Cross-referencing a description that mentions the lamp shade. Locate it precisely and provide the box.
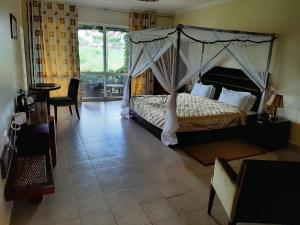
[266,94,284,108]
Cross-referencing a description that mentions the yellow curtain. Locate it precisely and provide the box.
[129,12,156,96]
[41,3,80,97]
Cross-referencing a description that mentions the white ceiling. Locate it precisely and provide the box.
[53,0,230,14]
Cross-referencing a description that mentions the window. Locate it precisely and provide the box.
[78,25,129,99]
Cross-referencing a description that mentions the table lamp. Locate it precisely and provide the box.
[266,94,284,121]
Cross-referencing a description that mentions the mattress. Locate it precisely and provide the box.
[130,93,245,132]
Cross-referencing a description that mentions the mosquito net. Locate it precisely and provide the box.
[122,25,276,145]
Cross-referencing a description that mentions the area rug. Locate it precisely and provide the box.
[180,140,265,166]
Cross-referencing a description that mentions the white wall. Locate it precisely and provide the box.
[78,6,174,27]
[0,0,25,223]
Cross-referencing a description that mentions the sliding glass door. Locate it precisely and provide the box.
[78,25,129,100]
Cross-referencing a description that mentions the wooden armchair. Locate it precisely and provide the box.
[208,158,300,225]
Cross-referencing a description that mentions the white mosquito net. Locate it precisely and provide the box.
[122,25,275,145]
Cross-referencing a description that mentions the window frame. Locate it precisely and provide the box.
[78,24,129,100]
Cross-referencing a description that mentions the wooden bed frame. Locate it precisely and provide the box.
[129,67,264,147]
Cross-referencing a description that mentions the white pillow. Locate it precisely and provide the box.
[191,83,214,98]
[245,95,257,112]
[218,88,251,110]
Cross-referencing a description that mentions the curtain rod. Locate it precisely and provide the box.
[76,4,174,18]
[178,24,275,38]
[129,26,276,45]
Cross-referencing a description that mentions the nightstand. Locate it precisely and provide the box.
[244,114,291,151]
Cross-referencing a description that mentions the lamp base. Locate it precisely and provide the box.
[268,106,278,121]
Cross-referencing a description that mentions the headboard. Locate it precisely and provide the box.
[201,67,263,112]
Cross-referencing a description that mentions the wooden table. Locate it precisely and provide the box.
[29,83,61,115]
[17,102,57,167]
[2,102,56,204]
[29,83,61,102]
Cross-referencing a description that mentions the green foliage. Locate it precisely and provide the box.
[78,27,129,74]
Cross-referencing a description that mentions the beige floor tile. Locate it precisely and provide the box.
[94,167,123,180]
[141,198,177,222]
[165,165,199,179]
[73,181,103,199]
[68,160,92,173]
[45,201,79,225]
[55,219,81,225]
[167,192,203,214]
[144,169,173,183]
[175,174,211,192]
[106,190,151,225]
[130,184,163,203]
[77,195,111,217]
[99,177,129,193]
[180,210,217,225]
[189,187,211,210]
[54,175,74,192]
[45,189,76,205]
[80,210,117,225]
[123,172,153,187]
[154,180,189,198]
[90,157,118,169]
[152,216,186,225]
[70,169,98,186]
[66,151,89,163]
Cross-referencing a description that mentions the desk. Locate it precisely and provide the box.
[17,102,57,167]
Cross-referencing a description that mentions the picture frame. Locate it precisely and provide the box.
[10,13,17,39]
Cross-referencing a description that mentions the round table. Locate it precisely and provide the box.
[29,83,61,101]
[29,83,61,114]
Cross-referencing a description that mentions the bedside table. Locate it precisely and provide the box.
[244,114,291,151]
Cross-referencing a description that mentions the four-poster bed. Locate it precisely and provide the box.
[121,24,276,146]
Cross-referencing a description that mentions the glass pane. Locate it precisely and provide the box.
[106,29,128,98]
[78,29,104,98]
[105,75,127,97]
[78,29,104,72]
[107,29,129,73]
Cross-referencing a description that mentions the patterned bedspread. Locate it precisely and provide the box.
[130,93,245,132]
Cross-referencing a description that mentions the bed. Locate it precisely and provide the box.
[129,67,264,146]
[131,93,245,132]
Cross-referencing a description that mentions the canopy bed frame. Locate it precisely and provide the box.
[130,66,263,147]
[122,24,276,146]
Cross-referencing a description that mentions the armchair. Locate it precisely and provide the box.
[208,158,300,225]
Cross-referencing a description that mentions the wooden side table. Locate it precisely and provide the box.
[244,114,291,151]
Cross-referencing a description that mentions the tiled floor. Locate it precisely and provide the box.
[10,101,300,225]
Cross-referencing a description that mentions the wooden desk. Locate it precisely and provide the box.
[1,102,56,204]
[17,102,57,167]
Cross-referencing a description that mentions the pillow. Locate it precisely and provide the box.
[245,95,257,112]
[191,83,214,98]
[218,88,251,110]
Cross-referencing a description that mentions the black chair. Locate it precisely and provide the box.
[48,78,80,123]
[208,158,300,225]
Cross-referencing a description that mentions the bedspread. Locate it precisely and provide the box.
[130,93,245,132]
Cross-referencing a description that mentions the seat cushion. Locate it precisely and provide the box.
[49,96,73,106]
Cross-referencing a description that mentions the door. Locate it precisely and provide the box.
[78,25,129,100]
